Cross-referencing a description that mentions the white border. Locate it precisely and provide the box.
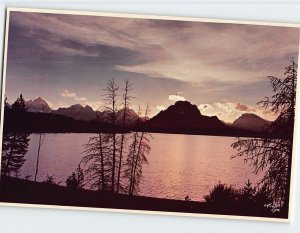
[1,7,300,223]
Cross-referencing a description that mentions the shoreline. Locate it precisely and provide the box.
[0,176,287,219]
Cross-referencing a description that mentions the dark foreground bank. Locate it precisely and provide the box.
[0,177,286,219]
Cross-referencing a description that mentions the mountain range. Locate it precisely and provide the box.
[24,97,272,133]
[25,97,140,125]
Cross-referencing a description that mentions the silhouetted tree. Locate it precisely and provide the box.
[204,182,238,208]
[11,94,27,113]
[34,133,46,182]
[125,105,151,195]
[232,59,297,208]
[1,95,30,177]
[103,79,119,192]
[4,97,10,111]
[81,81,151,195]
[116,80,134,193]
[239,179,256,203]
[81,131,111,191]
[33,105,47,182]
[204,181,273,215]
[66,165,84,189]
[1,132,30,176]
[43,175,59,185]
[81,79,121,193]
[124,109,140,195]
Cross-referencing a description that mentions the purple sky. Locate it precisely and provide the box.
[4,11,300,122]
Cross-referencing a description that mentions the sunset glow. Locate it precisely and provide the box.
[5,12,299,122]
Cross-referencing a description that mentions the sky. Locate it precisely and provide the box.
[4,11,300,123]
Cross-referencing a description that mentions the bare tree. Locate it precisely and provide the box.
[124,107,141,195]
[81,132,112,190]
[102,79,119,192]
[116,80,134,193]
[125,105,152,195]
[34,133,46,182]
[81,79,120,193]
[81,80,151,195]
[231,59,297,208]
[33,105,48,182]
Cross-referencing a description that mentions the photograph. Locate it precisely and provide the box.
[0,8,299,221]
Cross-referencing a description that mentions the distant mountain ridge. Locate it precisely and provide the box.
[24,98,272,134]
[24,97,141,123]
[232,113,271,132]
[52,104,95,121]
[10,97,281,137]
[96,108,140,126]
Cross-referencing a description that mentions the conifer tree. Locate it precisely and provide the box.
[232,59,297,208]
[1,95,30,177]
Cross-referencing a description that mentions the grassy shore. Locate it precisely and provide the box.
[0,177,286,219]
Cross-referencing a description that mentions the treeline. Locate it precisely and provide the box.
[1,95,30,177]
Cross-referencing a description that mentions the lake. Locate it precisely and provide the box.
[20,133,261,201]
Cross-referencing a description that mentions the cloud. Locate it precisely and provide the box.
[60,89,103,110]
[235,103,248,111]
[156,105,166,111]
[61,89,87,102]
[8,12,299,118]
[198,102,278,123]
[114,22,299,84]
[38,38,99,57]
[168,94,186,101]
[198,104,213,110]
[262,108,278,116]
[61,89,76,98]
[60,89,102,109]
[10,12,147,58]
[11,12,299,86]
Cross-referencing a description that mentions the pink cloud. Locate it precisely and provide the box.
[235,103,248,111]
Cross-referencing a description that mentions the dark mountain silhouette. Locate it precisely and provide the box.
[25,97,52,113]
[6,99,282,137]
[92,108,141,126]
[24,96,142,124]
[144,101,226,130]
[52,104,96,121]
[3,108,123,134]
[52,104,140,124]
[115,108,140,126]
[232,113,271,132]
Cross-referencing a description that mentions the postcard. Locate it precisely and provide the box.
[0,8,299,222]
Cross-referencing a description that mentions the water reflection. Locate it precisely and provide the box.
[19,133,262,200]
